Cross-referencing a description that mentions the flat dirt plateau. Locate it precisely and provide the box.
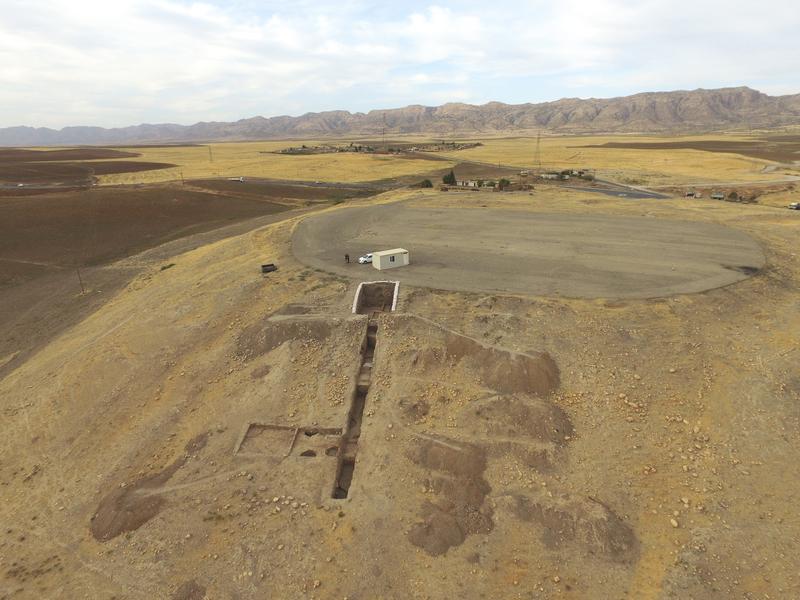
[293,202,766,298]
[1,189,800,599]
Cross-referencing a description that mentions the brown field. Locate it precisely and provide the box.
[580,137,800,163]
[0,148,140,161]
[0,160,176,185]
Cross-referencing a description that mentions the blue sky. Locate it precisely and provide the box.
[1,0,798,128]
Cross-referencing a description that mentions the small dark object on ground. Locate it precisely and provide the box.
[160,263,176,271]
[261,263,278,273]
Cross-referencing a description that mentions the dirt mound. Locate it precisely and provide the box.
[468,395,573,445]
[173,580,206,600]
[90,433,208,542]
[509,493,639,563]
[407,435,493,555]
[235,319,333,361]
[443,332,560,396]
[408,435,487,479]
[407,504,465,556]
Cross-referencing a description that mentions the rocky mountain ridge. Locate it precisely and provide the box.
[3,86,800,145]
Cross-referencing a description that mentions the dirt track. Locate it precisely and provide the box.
[292,198,765,298]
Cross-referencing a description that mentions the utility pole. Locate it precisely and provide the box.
[208,145,213,162]
[534,131,542,172]
[382,113,386,150]
[76,267,86,295]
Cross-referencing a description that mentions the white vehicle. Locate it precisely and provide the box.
[358,253,373,264]
[788,202,800,210]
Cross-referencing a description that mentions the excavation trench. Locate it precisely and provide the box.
[332,319,378,499]
[352,281,398,315]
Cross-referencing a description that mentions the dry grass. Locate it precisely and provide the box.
[437,134,800,186]
[96,141,454,185]
[753,188,800,208]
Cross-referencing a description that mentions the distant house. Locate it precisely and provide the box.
[540,173,560,180]
[456,180,479,187]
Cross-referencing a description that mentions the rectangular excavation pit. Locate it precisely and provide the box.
[352,281,399,315]
[292,427,343,459]
[235,423,341,457]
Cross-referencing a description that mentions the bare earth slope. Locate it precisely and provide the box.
[1,191,799,598]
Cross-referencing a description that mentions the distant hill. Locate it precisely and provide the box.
[3,87,800,146]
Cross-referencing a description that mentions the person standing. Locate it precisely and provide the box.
[345,253,350,264]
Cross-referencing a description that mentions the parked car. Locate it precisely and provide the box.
[788,202,800,210]
[358,253,373,264]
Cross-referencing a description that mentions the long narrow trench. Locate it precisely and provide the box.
[332,318,378,499]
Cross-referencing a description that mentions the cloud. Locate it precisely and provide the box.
[0,0,798,127]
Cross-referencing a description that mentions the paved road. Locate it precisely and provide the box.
[292,201,765,299]
[562,184,668,199]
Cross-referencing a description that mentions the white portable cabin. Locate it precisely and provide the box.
[372,248,410,270]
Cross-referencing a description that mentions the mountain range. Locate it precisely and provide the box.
[3,87,800,146]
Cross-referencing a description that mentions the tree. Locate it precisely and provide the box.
[418,179,433,188]
[498,178,511,190]
[442,170,457,185]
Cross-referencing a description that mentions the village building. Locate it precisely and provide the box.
[372,248,410,270]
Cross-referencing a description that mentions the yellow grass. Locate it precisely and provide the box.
[97,141,454,185]
[754,188,800,208]
[437,134,799,186]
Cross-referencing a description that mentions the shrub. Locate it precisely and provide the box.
[442,170,457,185]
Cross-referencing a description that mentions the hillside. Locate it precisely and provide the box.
[3,87,800,146]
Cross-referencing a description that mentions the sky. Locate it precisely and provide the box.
[1,0,799,128]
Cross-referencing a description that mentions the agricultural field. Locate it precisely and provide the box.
[97,141,455,185]
[436,134,800,186]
